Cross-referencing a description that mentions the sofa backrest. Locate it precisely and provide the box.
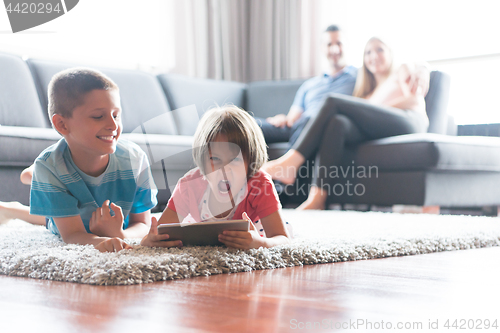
[157,74,247,135]
[246,79,305,119]
[10,53,451,138]
[247,71,451,135]
[0,52,49,128]
[27,58,178,135]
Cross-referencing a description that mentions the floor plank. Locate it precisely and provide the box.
[1,246,500,333]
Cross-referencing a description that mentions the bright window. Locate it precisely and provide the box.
[320,0,500,125]
[0,0,175,72]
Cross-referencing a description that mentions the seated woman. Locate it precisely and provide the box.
[262,37,430,210]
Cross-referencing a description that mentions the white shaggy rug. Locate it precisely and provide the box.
[1,210,500,285]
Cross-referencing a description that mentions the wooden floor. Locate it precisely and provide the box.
[1,247,500,333]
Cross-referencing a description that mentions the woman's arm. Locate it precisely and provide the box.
[406,62,431,96]
[382,64,429,110]
[398,63,430,97]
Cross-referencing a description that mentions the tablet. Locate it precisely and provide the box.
[157,219,249,246]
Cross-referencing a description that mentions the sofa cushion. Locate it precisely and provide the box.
[356,133,500,172]
[26,59,177,135]
[157,74,247,135]
[0,52,49,128]
[0,126,60,166]
[246,79,305,119]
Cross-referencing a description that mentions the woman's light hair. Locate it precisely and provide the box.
[192,105,268,178]
[353,37,395,98]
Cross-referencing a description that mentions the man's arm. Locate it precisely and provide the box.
[285,106,304,127]
[266,105,304,128]
[266,79,308,128]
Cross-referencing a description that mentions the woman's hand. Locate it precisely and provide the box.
[399,63,430,97]
[140,216,183,248]
[218,212,263,249]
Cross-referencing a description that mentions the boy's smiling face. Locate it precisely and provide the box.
[54,89,122,174]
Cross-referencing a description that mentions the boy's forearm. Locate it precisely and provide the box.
[121,221,149,239]
[63,231,110,247]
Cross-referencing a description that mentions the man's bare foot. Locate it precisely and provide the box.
[296,187,328,210]
[261,150,305,185]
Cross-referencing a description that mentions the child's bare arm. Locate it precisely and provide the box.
[157,207,182,225]
[259,210,290,245]
[88,200,125,238]
[53,216,132,252]
[20,164,35,185]
[122,210,151,239]
[88,201,151,239]
[219,211,290,249]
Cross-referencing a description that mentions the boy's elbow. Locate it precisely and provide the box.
[59,232,76,244]
[59,230,86,245]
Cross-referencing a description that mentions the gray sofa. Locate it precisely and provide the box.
[2,51,500,211]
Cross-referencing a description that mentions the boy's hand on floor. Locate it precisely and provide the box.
[89,200,125,238]
[140,216,183,248]
[218,212,263,249]
[95,237,133,253]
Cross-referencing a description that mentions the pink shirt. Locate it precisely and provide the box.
[167,168,282,223]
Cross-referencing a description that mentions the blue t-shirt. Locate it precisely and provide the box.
[292,66,358,117]
[30,138,158,236]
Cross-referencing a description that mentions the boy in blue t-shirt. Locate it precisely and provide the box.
[3,68,179,252]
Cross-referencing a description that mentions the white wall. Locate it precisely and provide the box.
[0,0,175,72]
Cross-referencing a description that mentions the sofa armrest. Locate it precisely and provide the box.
[447,115,457,136]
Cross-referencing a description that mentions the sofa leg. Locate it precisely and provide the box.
[392,205,440,214]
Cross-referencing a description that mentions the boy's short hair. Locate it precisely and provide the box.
[193,105,268,178]
[47,68,118,121]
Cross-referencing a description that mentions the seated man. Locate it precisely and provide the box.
[255,25,357,147]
